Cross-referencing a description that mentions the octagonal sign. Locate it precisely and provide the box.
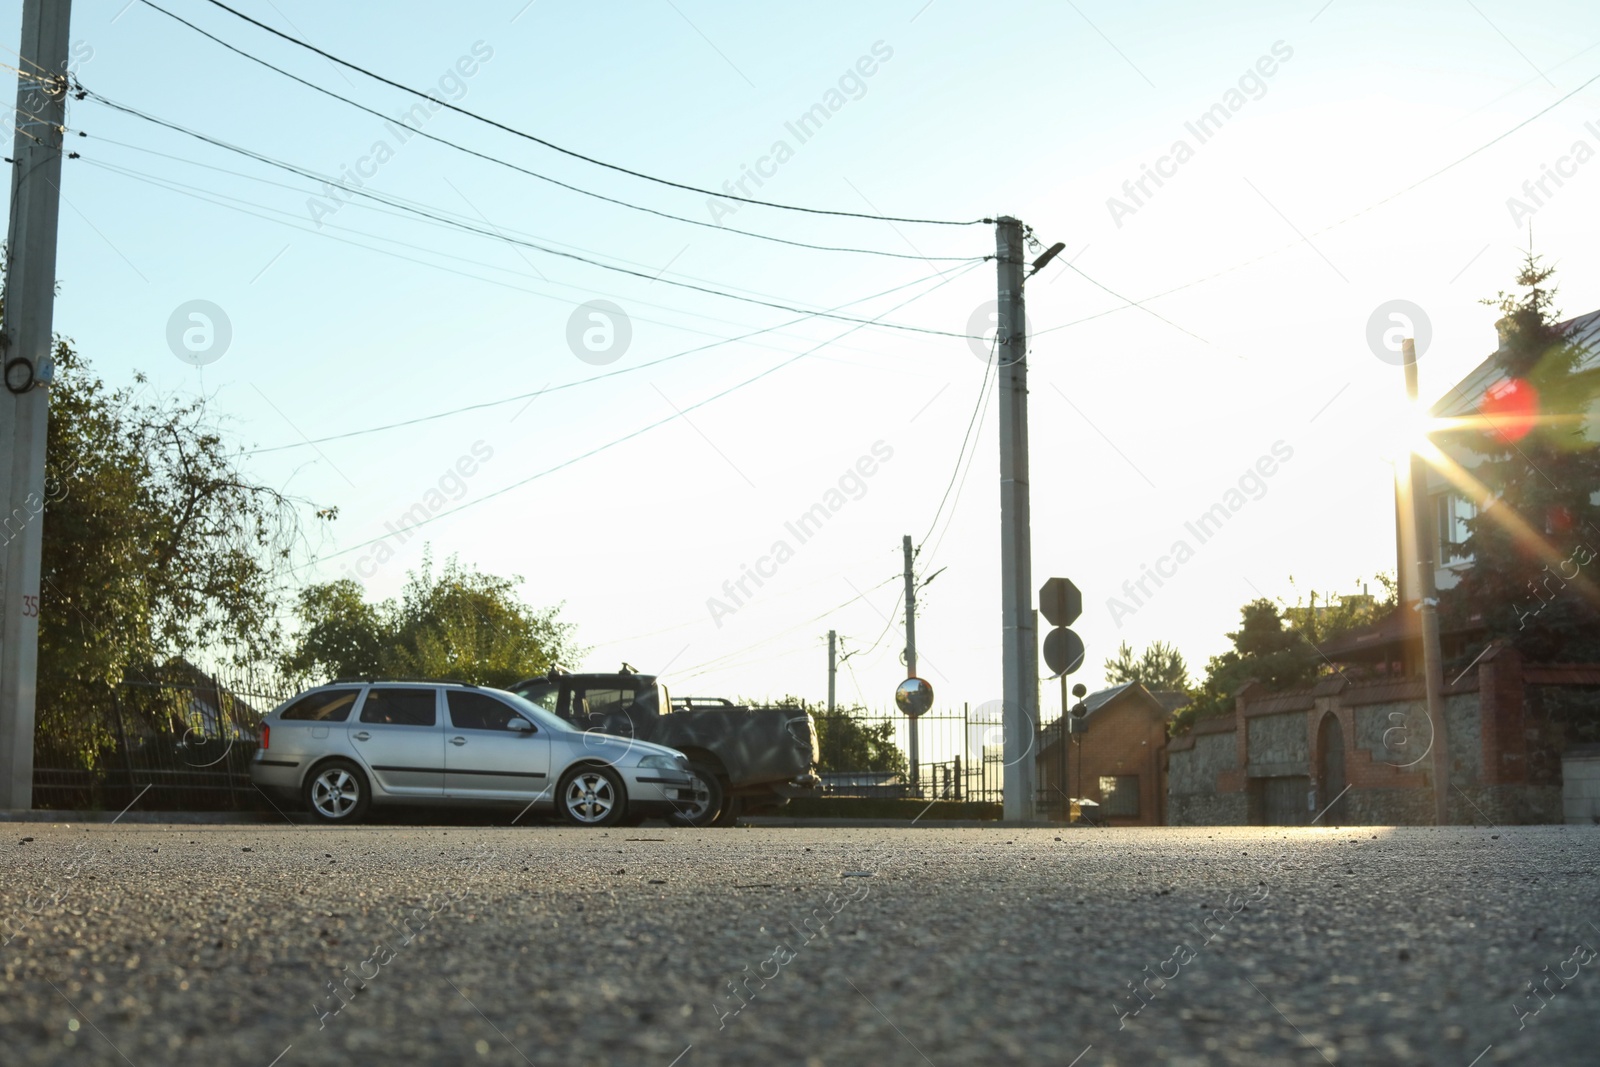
[1040,577,1082,628]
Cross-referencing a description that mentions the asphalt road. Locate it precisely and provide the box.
[2,821,1597,1066]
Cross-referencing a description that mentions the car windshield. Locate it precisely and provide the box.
[490,689,577,734]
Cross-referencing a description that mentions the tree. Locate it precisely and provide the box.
[759,696,908,776]
[36,332,324,766]
[284,553,581,689]
[1447,252,1600,662]
[1172,599,1317,736]
[1103,640,1190,691]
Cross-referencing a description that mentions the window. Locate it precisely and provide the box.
[1098,775,1140,818]
[281,689,360,722]
[573,687,628,719]
[514,681,560,714]
[448,691,531,732]
[359,688,437,727]
[1436,492,1474,563]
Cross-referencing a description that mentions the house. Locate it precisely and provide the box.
[1169,309,1600,825]
[1037,683,1181,826]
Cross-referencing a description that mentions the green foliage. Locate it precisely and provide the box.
[1172,599,1317,737]
[37,337,320,766]
[1282,573,1398,646]
[1103,639,1190,691]
[761,696,908,776]
[284,553,580,689]
[1170,577,1398,738]
[1448,252,1600,662]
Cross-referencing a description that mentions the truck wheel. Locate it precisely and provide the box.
[667,764,725,828]
[712,794,743,827]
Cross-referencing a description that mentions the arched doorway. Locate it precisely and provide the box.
[1317,712,1347,823]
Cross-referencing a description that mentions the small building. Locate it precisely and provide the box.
[1037,682,1179,826]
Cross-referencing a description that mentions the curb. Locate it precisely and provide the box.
[0,810,293,824]
[740,817,1072,829]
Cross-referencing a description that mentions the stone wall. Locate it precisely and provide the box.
[1350,693,1482,780]
[1168,791,1248,825]
[1245,712,1307,774]
[1169,732,1236,795]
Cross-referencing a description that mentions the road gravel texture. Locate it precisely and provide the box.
[1,822,1597,1066]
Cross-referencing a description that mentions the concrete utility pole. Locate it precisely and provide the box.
[827,630,836,715]
[995,217,1038,822]
[902,534,919,792]
[1403,338,1451,825]
[0,0,72,811]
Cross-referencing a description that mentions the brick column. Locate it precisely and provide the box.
[1478,643,1525,786]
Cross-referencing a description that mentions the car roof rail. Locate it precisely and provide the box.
[331,677,478,687]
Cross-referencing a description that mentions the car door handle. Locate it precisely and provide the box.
[450,737,467,746]
[352,731,370,741]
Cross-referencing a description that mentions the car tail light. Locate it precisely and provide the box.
[261,724,270,751]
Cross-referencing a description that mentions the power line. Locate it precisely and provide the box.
[296,262,974,568]
[126,0,987,264]
[76,90,988,342]
[243,264,977,454]
[171,0,987,227]
[919,331,995,550]
[77,147,928,359]
[670,576,898,680]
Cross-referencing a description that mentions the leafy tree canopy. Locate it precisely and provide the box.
[759,696,908,777]
[1170,576,1393,737]
[37,333,322,765]
[284,553,581,690]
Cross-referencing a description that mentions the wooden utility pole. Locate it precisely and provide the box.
[996,217,1038,821]
[1403,338,1451,824]
[0,0,72,810]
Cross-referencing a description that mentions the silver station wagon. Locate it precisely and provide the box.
[250,681,697,826]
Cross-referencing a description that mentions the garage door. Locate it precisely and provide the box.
[1261,775,1310,826]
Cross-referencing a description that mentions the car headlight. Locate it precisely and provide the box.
[636,754,681,770]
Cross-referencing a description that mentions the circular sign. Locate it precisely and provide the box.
[1042,627,1086,677]
[895,677,934,717]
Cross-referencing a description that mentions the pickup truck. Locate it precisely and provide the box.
[507,669,821,826]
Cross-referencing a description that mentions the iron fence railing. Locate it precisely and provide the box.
[31,665,293,813]
[814,703,1067,810]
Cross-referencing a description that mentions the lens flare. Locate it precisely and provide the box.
[1478,377,1539,441]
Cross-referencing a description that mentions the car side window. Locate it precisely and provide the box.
[281,689,360,722]
[359,688,438,726]
[447,691,532,732]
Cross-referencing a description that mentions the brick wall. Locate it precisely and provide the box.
[1168,644,1595,826]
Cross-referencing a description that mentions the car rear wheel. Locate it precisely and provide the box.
[557,765,626,827]
[304,760,371,824]
[666,763,725,828]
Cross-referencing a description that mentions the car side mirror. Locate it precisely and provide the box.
[507,718,534,733]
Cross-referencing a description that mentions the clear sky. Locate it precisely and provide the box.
[5,0,1599,717]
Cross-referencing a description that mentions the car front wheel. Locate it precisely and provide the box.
[304,759,371,824]
[557,765,626,827]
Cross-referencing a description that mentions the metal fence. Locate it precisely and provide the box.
[819,702,1068,809]
[31,664,292,813]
